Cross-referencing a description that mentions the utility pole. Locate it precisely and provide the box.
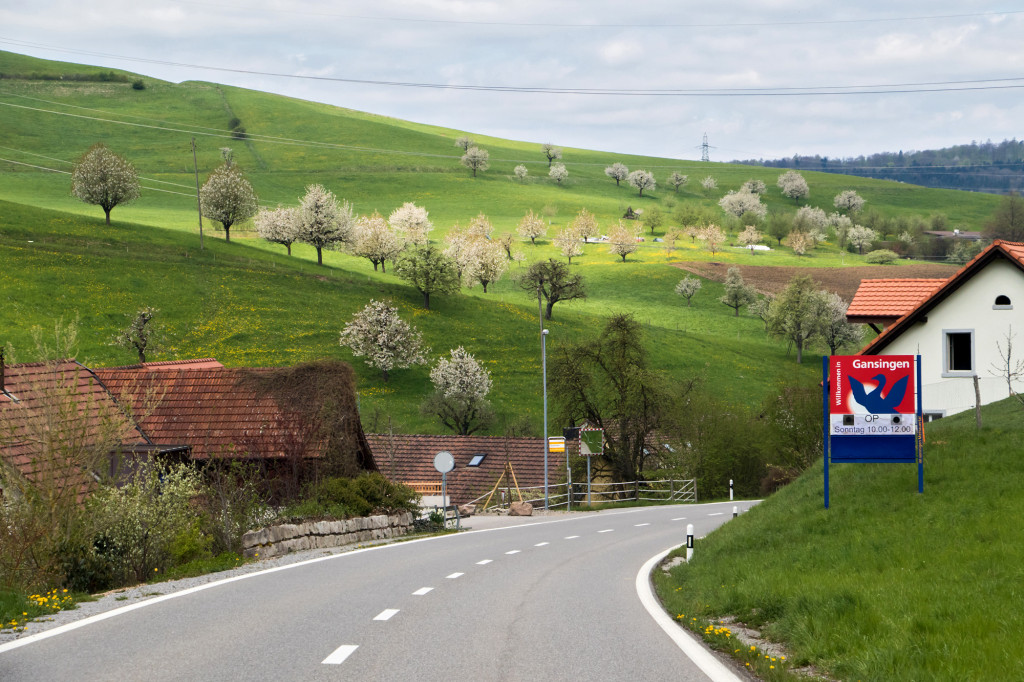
[191,137,204,249]
[701,132,710,163]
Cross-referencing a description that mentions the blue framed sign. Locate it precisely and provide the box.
[822,355,923,508]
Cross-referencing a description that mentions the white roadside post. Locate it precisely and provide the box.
[733,505,738,519]
[685,524,694,562]
[729,479,733,501]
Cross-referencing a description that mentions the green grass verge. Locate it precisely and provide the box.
[0,587,79,634]
[655,396,1024,681]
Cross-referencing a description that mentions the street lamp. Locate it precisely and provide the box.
[542,328,549,510]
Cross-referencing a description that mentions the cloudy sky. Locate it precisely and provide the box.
[2,1,1023,161]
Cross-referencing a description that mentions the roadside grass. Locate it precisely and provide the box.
[150,552,248,583]
[0,588,79,634]
[655,396,1024,681]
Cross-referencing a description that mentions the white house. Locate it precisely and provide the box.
[847,240,1024,419]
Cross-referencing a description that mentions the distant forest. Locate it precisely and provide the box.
[733,139,1024,195]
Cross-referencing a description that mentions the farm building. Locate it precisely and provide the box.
[849,240,1024,418]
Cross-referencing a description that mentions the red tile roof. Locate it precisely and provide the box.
[103,358,225,371]
[861,240,1024,354]
[95,364,375,469]
[846,278,947,322]
[0,361,151,501]
[366,434,549,505]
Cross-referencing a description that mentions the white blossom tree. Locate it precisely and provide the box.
[742,179,767,195]
[777,170,809,202]
[699,224,727,255]
[788,231,815,256]
[468,212,493,239]
[738,225,763,253]
[834,190,866,213]
[608,221,640,262]
[517,209,547,244]
[627,169,657,197]
[828,212,854,247]
[570,208,599,243]
[461,146,490,177]
[339,299,428,382]
[513,164,529,182]
[464,238,508,292]
[254,205,299,255]
[674,276,701,306]
[200,162,259,242]
[554,226,584,264]
[421,347,494,435]
[71,144,140,225]
[388,202,433,245]
[549,162,569,184]
[700,175,718,195]
[605,162,629,186]
[351,211,405,272]
[793,206,828,239]
[668,172,688,192]
[719,191,767,221]
[455,136,475,152]
[542,143,562,167]
[847,225,877,254]
[294,184,354,266]
[720,267,756,316]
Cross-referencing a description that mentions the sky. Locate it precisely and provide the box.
[2,1,1023,162]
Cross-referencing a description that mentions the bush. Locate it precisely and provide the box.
[865,248,899,264]
[285,472,420,520]
[199,460,272,554]
[131,79,145,90]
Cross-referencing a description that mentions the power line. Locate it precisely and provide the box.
[0,156,197,197]
[3,38,1024,97]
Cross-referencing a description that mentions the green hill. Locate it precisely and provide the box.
[656,397,1024,680]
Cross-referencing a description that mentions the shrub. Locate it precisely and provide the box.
[865,248,899,264]
[287,472,420,520]
[131,79,145,90]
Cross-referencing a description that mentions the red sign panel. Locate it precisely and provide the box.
[829,355,917,436]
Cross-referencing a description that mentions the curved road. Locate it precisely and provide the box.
[1,501,755,681]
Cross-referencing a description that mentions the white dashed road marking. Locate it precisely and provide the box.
[373,609,399,621]
[535,542,549,546]
[412,587,433,596]
[672,517,687,521]
[477,559,493,565]
[565,535,579,540]
[598,529,614,533]
[322,645,358,665]
[446,572,464,579]
[505,550,521,555]
[635,523,650,527]
[708,513,724,517]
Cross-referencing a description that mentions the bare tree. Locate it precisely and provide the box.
[990,327,1024,407]
[112,307,163,363]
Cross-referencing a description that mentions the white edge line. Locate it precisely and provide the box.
[635,545,742,682]
[322,644,358,665]
[0,503,743,655]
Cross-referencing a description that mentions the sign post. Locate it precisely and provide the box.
[434,451,455,520]
[579,428,603,506]
[823,355,923,508]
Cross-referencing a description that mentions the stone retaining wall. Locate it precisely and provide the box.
[241,512,414,559]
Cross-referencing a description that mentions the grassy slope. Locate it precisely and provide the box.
[656,398,1024,681]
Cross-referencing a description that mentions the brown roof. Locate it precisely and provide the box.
[846,278,948,323]
[366,434,549,505]
[861,240,1024,354]
[95,364,375,470]
[103,358,225,371]
[0,360,151,501]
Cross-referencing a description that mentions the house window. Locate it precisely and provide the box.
[943,330,974,375]
[467,454,486,467]
[994,295,1013,310]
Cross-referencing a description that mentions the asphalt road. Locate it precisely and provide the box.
[0,501,755,682]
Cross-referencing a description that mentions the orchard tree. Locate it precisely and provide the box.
[549,163,569,184]
[388,202,433,245]
[847,225,878,254]
[627,169,656,197]
[254,205,299,255]
[765,211,792,246]
[542,143,562,167]
[834,190,865,214]
[513,164,529,182]
[454,136,475,152]
[605,162,628,186]
[200,162,259,242]
[112,307,163,363]
[698,224,727,255]
[738,225,763,253]
[554,227,584,264]
[767,275,823,363]
[518,258,586,320]
[294,184,354,265]
[742,179,767,195]
[777,170,809,202]
[421,347,494,435]
[443,225,474,280]
[351,211,404,272]
[465,238,508,292]
[517,209,547,244]
[700,175,718,195]
[395,245,460,309]
[668,172,688,193]
[674,276,701,306]
[71,144,140,224]
[339,299,428,382]
[644,206,665,235]
[828,212,854,248]
[720,267,756,316]
[461,146,490,177]
[608,221,640,262]
[984,192,1024,241]
[793,206,828,241]
[788,230,815,256]
[497,232,515,259]
[570,207,599,243]
[719,190,767,221]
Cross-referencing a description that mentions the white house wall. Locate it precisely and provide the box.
[879,258,1024,416]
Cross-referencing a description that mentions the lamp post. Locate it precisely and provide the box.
[542,328,549,510]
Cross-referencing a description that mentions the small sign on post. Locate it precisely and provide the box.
[548,437,566,454]
[434,451,455,519]
[578,427,603,506]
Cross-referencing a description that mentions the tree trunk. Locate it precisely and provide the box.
[422,291,431,309]
[286,243,292,255]
[316,247,323,266]
[137,347,146,363]
[795,338,804,363]
[482,281,489,293]
[224,225,231,242]
[381,261,387,273]
[104,207,112,225]
[546,300,554,320]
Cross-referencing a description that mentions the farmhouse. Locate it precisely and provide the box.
[848,240,1024,418]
